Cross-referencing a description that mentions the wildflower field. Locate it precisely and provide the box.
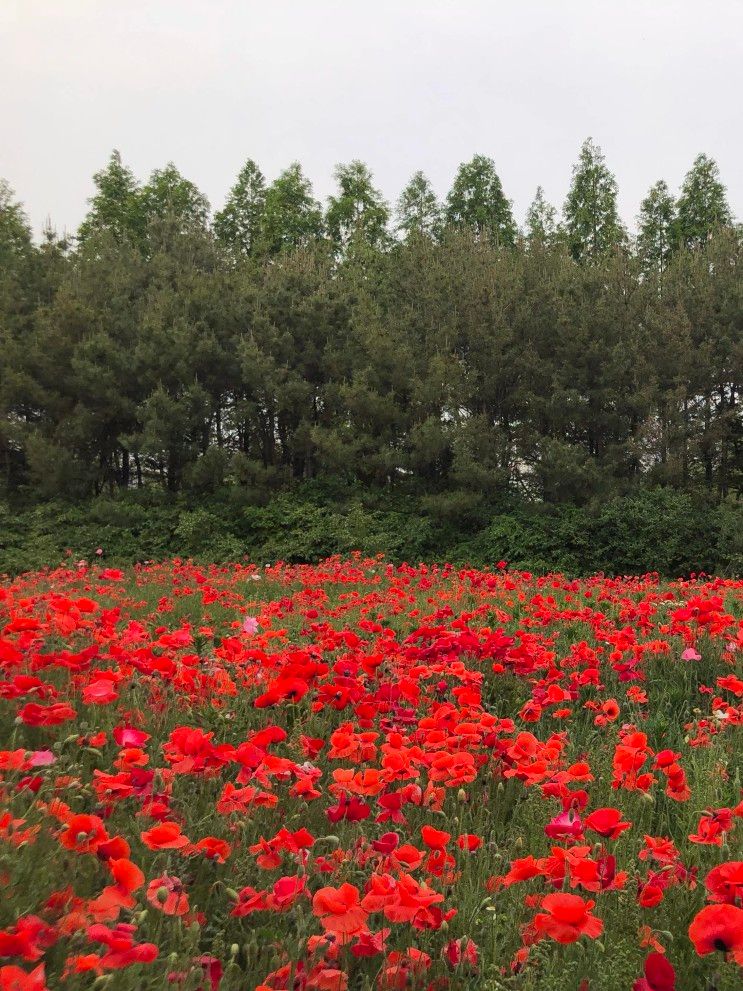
[0,557,741,991]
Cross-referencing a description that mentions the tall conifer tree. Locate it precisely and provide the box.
[563,138,625,262]
[214,159,266,256]
[445,155,516,245]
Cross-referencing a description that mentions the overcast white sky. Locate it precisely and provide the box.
[2,0,742,236]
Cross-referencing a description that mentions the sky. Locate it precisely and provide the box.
[2,0,742,237]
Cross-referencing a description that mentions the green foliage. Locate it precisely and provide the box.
[0,146,740,571]
[326,160,390,252]
[673,153,732,250]
[395,170,442,240]
[0,178,33,267]
[77,150,145,246]
[637,179,676,274]
[140,162,210,232]
[563,138,626,262]
[0,489,739,577]
[445,154,517,245]
[255,163,324,255]
[524,185,559,246]
[213,158,266,256]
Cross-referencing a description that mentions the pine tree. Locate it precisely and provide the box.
[673,153,732,250]
[445,155,516,245]
[255,163,323,255]
[77,150,145,246]
[326,160,390,252]
[637,180,676,274]
[563,138,625,262]
[525,186,558,246]
[0,181,32,267]
[214,159,266,256]
[0,180,35,489]
[395,171,442,240]
[140,163,210,231]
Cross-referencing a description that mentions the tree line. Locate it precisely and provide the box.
[0,139,740,508]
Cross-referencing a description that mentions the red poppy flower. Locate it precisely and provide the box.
[633,952,676,991]
[266,875,307,912]
[326,795,371,823]
[86,924,158,970]
[82,678,119,705]
[532,893,603,944]
[351,927,389,958]
[594,698,620,726]
[62,955,103,978]
[688,904,743,963]
[443,937,479,970]
[372,832,399,855]
[639,836,679,866]
[0,917,55,963]
[112,726,150,748]
[146,876,189,916]
[0,964,48,990]
[705,861,743,905]
[193,837,231,863]
[108,857,144,894]
[140,821,189,850]
[312,883,368,939]
[379,948,431,990]
[299,736,325,758]
[58,815,109,855]
[421,824,451,850]
[638,883,665,909]
[457,833,482,851]
[584,808,631,840]
[18,703,77,727]
[96,836,130,862]
[497,855,542,887]
[544,808,583,841]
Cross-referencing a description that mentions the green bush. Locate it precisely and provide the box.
[0,488,739,577]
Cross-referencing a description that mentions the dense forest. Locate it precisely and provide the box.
[0,140,741,572]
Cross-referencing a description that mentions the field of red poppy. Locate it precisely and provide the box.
[0,556,741,991]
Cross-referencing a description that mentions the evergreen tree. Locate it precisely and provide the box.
[326,160,390,252]
[1,149,741,507]
[395,171,442,240]
[213,158,266,255]
[256,163,323,255]
[673,153,732,250]
[0,180,32,264]
[0,182,35,491]
[77,150,145,246]
[637,180,676,274]
[525,186,558,246]
[563,138,625,262]
[445,155,516,245]
[140,163,210,231]
[126,224,230,492]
